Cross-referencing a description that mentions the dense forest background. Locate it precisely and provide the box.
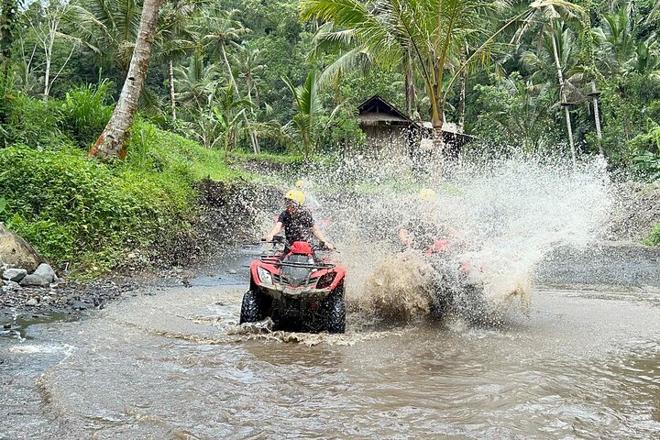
[1,0,658,169]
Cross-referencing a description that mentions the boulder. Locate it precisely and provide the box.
[33,263,56,283]
[0,224,42,273]
[2,268,27,282]
[19,274,50,287]
[2,280,21,290]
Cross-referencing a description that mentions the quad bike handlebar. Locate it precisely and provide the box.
[260,236,338,253]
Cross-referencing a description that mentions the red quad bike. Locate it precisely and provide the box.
[240,236,346,333]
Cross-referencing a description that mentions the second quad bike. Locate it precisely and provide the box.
[239,236,346,333]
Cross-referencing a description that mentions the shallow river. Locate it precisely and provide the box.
[1,280,659,439]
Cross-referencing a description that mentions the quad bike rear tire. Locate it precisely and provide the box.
[323,286,346,333]
[240,289,266,323]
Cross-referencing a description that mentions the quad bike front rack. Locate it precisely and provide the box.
[259,255,335,270]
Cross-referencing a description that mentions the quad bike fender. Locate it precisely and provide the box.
[250,260,278,287]
[315,265,346,291]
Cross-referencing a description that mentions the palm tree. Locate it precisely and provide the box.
[90,0,165,159]
[511,0,586,164]
[282,70,342,158]
[174,52,221,113]
[202,7,260,153]
[232,45,265,108]
[71,0,142,74]
[300,0,562,153]
[157,0,199,120]
[283,70,322,158]
[212,84,252,154]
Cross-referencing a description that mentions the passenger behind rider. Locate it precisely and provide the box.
[397,188,452,254]
[264,189,335,250]
[398,188,476,273]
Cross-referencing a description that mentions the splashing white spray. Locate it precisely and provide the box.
[264,152,613,321]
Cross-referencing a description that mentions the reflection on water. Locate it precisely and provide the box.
[1,285,658,439]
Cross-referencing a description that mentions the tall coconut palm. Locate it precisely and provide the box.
[232,45,265,108]
[157,0,199,120]
[283,70,322,158]
[202,7,260,153]
[90,0,165,159]
[301,0,565,152]
[212,84,253,154]
[174,51,222,113]
[511,0,586,164]
[282,70,343,158]
[71,0,143,74]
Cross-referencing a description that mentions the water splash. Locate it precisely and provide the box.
[252,152,613,322]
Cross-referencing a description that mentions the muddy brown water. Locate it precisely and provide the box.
[1,280,658,440]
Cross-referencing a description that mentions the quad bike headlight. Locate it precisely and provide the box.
[316,272,336,289]
[257,267,273,286]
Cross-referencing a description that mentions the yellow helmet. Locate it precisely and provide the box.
[285,189,305,205]
[295,179,305,189]
[419,188,436,202]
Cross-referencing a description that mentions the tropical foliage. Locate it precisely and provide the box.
[0,0,657,163]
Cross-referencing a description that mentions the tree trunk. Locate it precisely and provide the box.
[168,59,176,121]
[428,77,445,155]
[550,32,576,166]
[457,43,468,133]
[90,0,165,160]
[43,45,51,98]
[591,81,604,156]
[404,47,417,119]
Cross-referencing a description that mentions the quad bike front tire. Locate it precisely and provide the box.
[240,289,266,323]
[323,287,346,333]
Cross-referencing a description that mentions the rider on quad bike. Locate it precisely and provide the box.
[239,190,345,333]
[264,189,334,251]
[396,188,486,321]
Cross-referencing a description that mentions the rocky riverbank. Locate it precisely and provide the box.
[0,177,282,333]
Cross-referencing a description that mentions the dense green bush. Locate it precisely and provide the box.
[4,93,67,148]
[643,223,660,246]
[60,81,114,147]
[0,113,245,275]
[0,145,191,272]
[629,123,660,180]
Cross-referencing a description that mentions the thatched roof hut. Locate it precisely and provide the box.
[357,95,474,156]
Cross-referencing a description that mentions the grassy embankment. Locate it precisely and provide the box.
[0,89,298,277]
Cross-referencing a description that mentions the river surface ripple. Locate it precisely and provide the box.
[1,285,658,439]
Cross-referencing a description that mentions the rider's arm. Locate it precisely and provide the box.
[311,225,334,250]
[265,222,283,241]
[398,228,412,247]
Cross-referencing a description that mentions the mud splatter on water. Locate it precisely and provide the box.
[272,154,614,322]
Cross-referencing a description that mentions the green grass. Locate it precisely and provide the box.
[125,122,246,181]
[229,149,307,166]
[0,103,253,276]
[643,223,660,246]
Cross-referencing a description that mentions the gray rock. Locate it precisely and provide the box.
[20,274,50,287]
[2,268,27,282]
[71,300,87,310]
[0,224,42,272]
[33,263,56,283]
[26,298,38,306]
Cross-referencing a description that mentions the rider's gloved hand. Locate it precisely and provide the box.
[324,242,335,251]
[263,234,274,242]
